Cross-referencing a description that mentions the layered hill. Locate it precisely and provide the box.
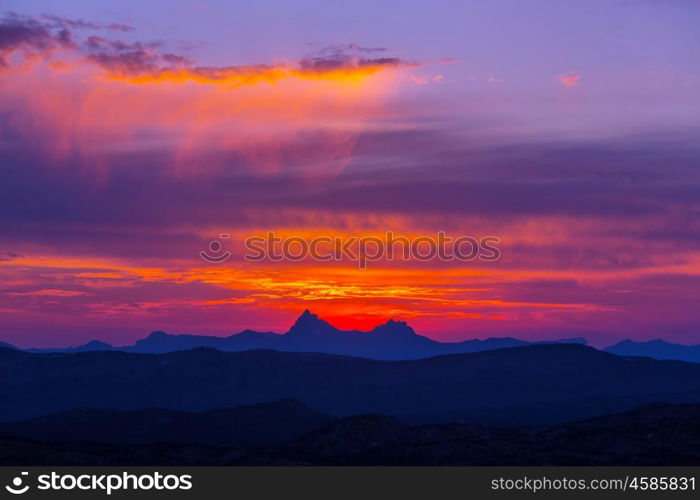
[2,343,700,425]
[605,339,700,364]
[3,403,700,466]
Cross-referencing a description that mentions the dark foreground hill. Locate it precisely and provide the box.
[273,402,700,466]
[0,399,332,446]
[3,343,700,425]
[2,403,700,466]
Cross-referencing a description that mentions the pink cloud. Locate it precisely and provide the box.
[557,72,581,88]
[7,289,88,297]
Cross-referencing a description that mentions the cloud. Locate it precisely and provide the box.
[0,13,413,85]
[40,14,133,32]
[83,36,163,74]
[409,74,445,85]
[487,75,503,84]
[557,72,581,87]
[0,12,74,67]
[409,74,430,85]
[0,17,429,199]
[0,12,134,70]
[1,127,698,264]
[7,289,88,297]
[95,43,412,85]
[306,42,387,54]
[299,44,405,72]
[0,13,416,180]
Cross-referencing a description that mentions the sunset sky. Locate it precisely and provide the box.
[1,0,699,347]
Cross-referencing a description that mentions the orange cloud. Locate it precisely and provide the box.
[102,59,411,87]
[0,252,614,332]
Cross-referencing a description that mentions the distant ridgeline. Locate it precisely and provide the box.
[4,310,697,363]
[2,310,588,361]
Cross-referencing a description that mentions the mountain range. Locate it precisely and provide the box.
[3,342,700,425]
[0,399,331,447]
[604,339,700,363]
[3,310,587,361]
[5,311,698,363]
[4,325,700,466]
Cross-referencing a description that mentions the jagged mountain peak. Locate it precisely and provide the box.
[371,319,416,336]
[286,310,336,336]
[146,330,170,339]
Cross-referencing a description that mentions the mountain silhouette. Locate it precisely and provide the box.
[12,310,587,360]
[3,343,700,425]
[605,339,700,363]
[0,341,15,350]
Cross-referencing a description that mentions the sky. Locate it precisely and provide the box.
[0,0,699,347]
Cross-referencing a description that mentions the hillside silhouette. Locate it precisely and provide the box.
[3,403,700,466]
[3,343,700,425]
